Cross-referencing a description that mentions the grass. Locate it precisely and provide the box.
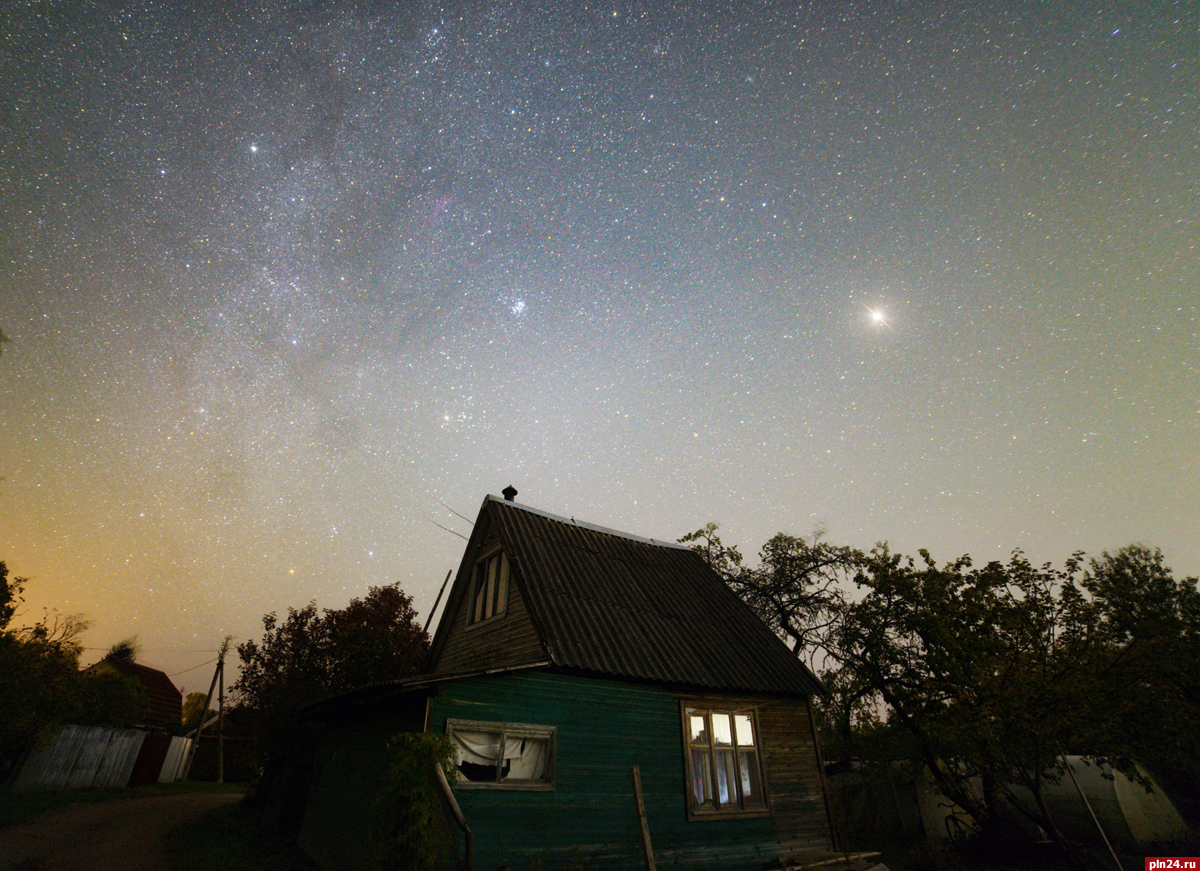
[167,798,320,871]
[0,779,244,827]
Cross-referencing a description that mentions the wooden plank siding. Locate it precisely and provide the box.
[430,569,545,675]
[757,699,835,853]
[427,670,831,870]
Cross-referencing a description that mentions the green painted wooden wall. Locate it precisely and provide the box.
[428,670,816,870]
[298,670,831,871]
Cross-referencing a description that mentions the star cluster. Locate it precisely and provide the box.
[0,1,1196,679]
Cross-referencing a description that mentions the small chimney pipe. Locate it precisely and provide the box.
[502,485,518,502]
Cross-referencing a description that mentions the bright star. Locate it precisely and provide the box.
[860,302,895,331]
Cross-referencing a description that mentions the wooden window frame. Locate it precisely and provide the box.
[680,703,770,820]
[466,548,509,628]
[445,718,556,791]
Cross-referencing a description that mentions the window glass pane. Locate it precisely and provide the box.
[472,563,487,623]
[738,750,763,807]
[495,555,509,616]
[502,735,549,782]
[684,707,765,814]
[712,713,733,746]
[690,748,712,806]
[486,554,499,617]
[715,749,736,805]
[453,729,501,782]
[734,713,755,747]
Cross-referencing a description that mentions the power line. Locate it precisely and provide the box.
[81,646,230,653]
[428,518,469,540]
[436,498,475,526]
[169,657,218,676]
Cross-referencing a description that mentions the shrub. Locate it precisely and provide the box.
[373,732,459,871]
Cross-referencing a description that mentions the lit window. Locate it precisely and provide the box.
[468,549,509,625]
[684,706,765,815]
[446,718,555,790]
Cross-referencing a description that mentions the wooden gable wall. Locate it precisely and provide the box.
[429,531,545,675]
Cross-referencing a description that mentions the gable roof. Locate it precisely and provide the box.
[428,495,823,697]
[87,657,183,729]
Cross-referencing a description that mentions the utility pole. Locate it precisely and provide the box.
[217,638,226,783]
[423,569,454,634]
[182,636,231,781]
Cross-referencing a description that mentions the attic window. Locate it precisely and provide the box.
[683,706,766,818]
[446,718,555,790]
[468,549,509,626]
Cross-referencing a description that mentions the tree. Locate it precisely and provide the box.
[374,733,459,871]
[684,526,1200,861]
[69,668,149,729]
[105,636,140,661]
[679,524,858,669]
[182,691,217,734]
[233,582,430,762]
[833,548,1071,847]
[678,523,745,581]
[1077,545,1200,783]
[0,625,85,774]
[832,544,1200,859]
[0,561,89,771]
[810,663,899,765]
[0,561,148,777]
[0,560,24,630]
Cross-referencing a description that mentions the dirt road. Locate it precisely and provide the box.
[0,791,242,871]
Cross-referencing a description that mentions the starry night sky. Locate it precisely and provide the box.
[1,1,1196,684]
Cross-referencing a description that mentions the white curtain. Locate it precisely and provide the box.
[504,736,548,781]
[453,729,501,766]
[452,728,549,781]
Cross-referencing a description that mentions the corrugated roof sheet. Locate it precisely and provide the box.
[485,497,822,696]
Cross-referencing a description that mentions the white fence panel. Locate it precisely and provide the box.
[92,727,144,788]
[159,735,192,783]
[12,725,146,791]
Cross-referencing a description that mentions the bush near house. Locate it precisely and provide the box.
[232,582,429,824]
[234,583,429,764]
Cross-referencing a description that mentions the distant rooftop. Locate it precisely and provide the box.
[87,657,183,729]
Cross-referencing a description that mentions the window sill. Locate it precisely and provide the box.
[454,781,555,792]
[687,807,772,821]
[465,611,507,630]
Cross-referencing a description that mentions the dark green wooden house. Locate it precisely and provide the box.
[297,492,836,870]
